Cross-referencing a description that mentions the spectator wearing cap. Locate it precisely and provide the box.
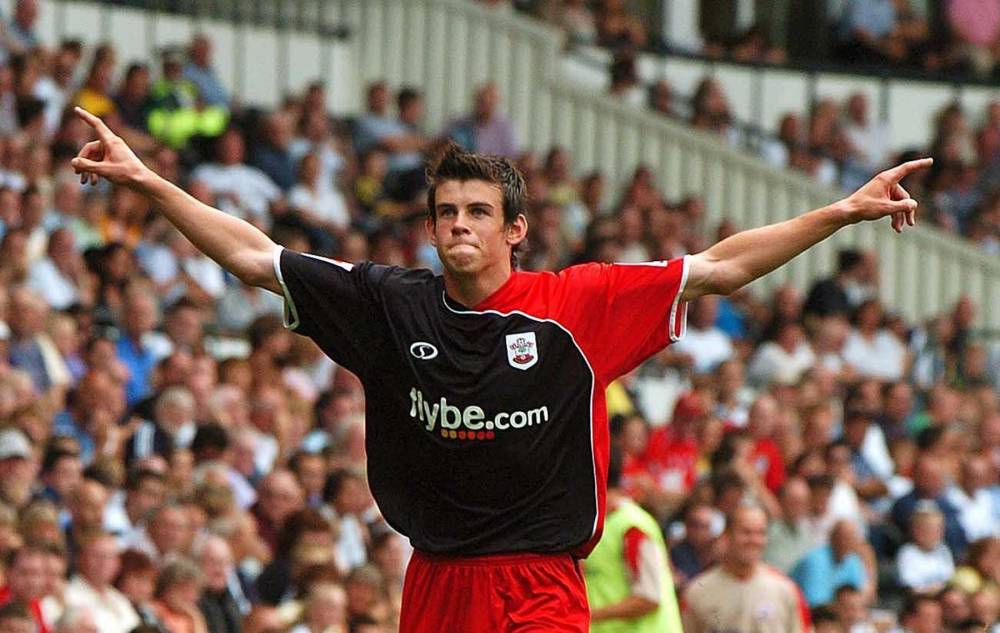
[896,502,956,593]
[584,446,682,632]
[183,34,229,108]
[0,428,36,509]
[791,520,869,607]
[63,529,139,633]
[0,545,52,633]
[765,477,815,574]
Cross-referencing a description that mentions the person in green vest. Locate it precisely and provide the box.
[584,445,682,632]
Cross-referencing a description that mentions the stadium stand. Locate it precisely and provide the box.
[0,0,995,631]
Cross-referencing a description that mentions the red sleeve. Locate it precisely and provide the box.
[551,257,690,384]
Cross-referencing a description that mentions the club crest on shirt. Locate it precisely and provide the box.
[505,332,538,370]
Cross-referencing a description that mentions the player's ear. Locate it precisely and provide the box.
[506,213,527,247]
[425,215,437,247]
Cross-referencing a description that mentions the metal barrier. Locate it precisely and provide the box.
[43,0,1000,328]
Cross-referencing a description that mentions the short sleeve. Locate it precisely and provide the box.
[273,247,390,377]
[552,256,690,384]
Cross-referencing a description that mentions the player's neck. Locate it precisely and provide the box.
[443,263,513,309]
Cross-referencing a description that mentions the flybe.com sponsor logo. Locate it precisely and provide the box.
[409,387,550,441]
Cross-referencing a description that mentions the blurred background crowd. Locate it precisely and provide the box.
[0,0,994,632]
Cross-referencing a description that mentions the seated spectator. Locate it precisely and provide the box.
[113,63,152,133]
[444,83,519,158]
[183,33,229,107]
[891,454,967,557]
[3,0,40,59]
[843,93,889,172]
[671,296,733,374]
[0,545,51,633]
[842,299,907,382]
[791,520,869,607]
[190,128,283,231]
[550,0,597,45]
[289,582,348,633]
[152,558,208,633]
[288,108,346,194]
[147,49,228,150]
[946,455,1000,543]
[832,584,880,633]
[765,477,815,573]
[896,502,956,593]
[287,151,351,252]
[27,228,90,311]
[353,83,430,203]
[594,0,646,49]
[607,54,644,108]
[669,504,719,589]
[834,0,907,64]
[63,530,139,633]
[946,0,1000,77]
[74,54,116,119]
[195,535,248,633]
[251,111,297,192]
[747,322,816,388]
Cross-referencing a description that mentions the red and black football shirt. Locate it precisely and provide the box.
[274,247,689,557]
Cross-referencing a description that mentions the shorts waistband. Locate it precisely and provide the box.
[412,550,575,567]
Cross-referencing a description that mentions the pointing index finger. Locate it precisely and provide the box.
[883,157,933,183]
[74,106,114,142]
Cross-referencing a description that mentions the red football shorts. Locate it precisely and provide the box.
[399,550,590,632]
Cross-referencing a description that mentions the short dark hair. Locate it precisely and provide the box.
[425,141,528,268]
[0,601,33,625]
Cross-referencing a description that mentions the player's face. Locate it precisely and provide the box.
[427,179,526,277]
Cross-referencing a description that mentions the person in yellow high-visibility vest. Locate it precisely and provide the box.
[584,446,682,632]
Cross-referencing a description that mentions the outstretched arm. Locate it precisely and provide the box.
[680,158,933,301]
[70,107,281,294]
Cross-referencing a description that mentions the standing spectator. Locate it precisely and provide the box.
[765,477,816,574]
[443,83,519,158]
[896,502,956,593]
[584,447,682,632]
[682,505,809,633]
[183,34,229,108]
[791,520,869,607]
[63,530,140,633]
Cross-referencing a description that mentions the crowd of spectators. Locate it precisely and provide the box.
[0,1,995,632]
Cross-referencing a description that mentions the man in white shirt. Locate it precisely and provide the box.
[63,530,140,633]
[843,93,888,172]
[671,295,733,374]
[190,129,282,229]
[946,455,1000,542]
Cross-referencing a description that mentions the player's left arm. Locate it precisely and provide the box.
[680,158,932,301]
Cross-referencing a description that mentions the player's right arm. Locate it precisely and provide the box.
[70,107,280,294]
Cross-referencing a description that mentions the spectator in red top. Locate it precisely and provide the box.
[0,545,52,633]
[747,395,787,493]
[641,393,708,514]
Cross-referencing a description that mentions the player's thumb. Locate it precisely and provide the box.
[889,198,917,213]
[71,157,103,173]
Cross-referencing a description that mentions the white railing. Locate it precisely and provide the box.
[40,0,1000,328]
